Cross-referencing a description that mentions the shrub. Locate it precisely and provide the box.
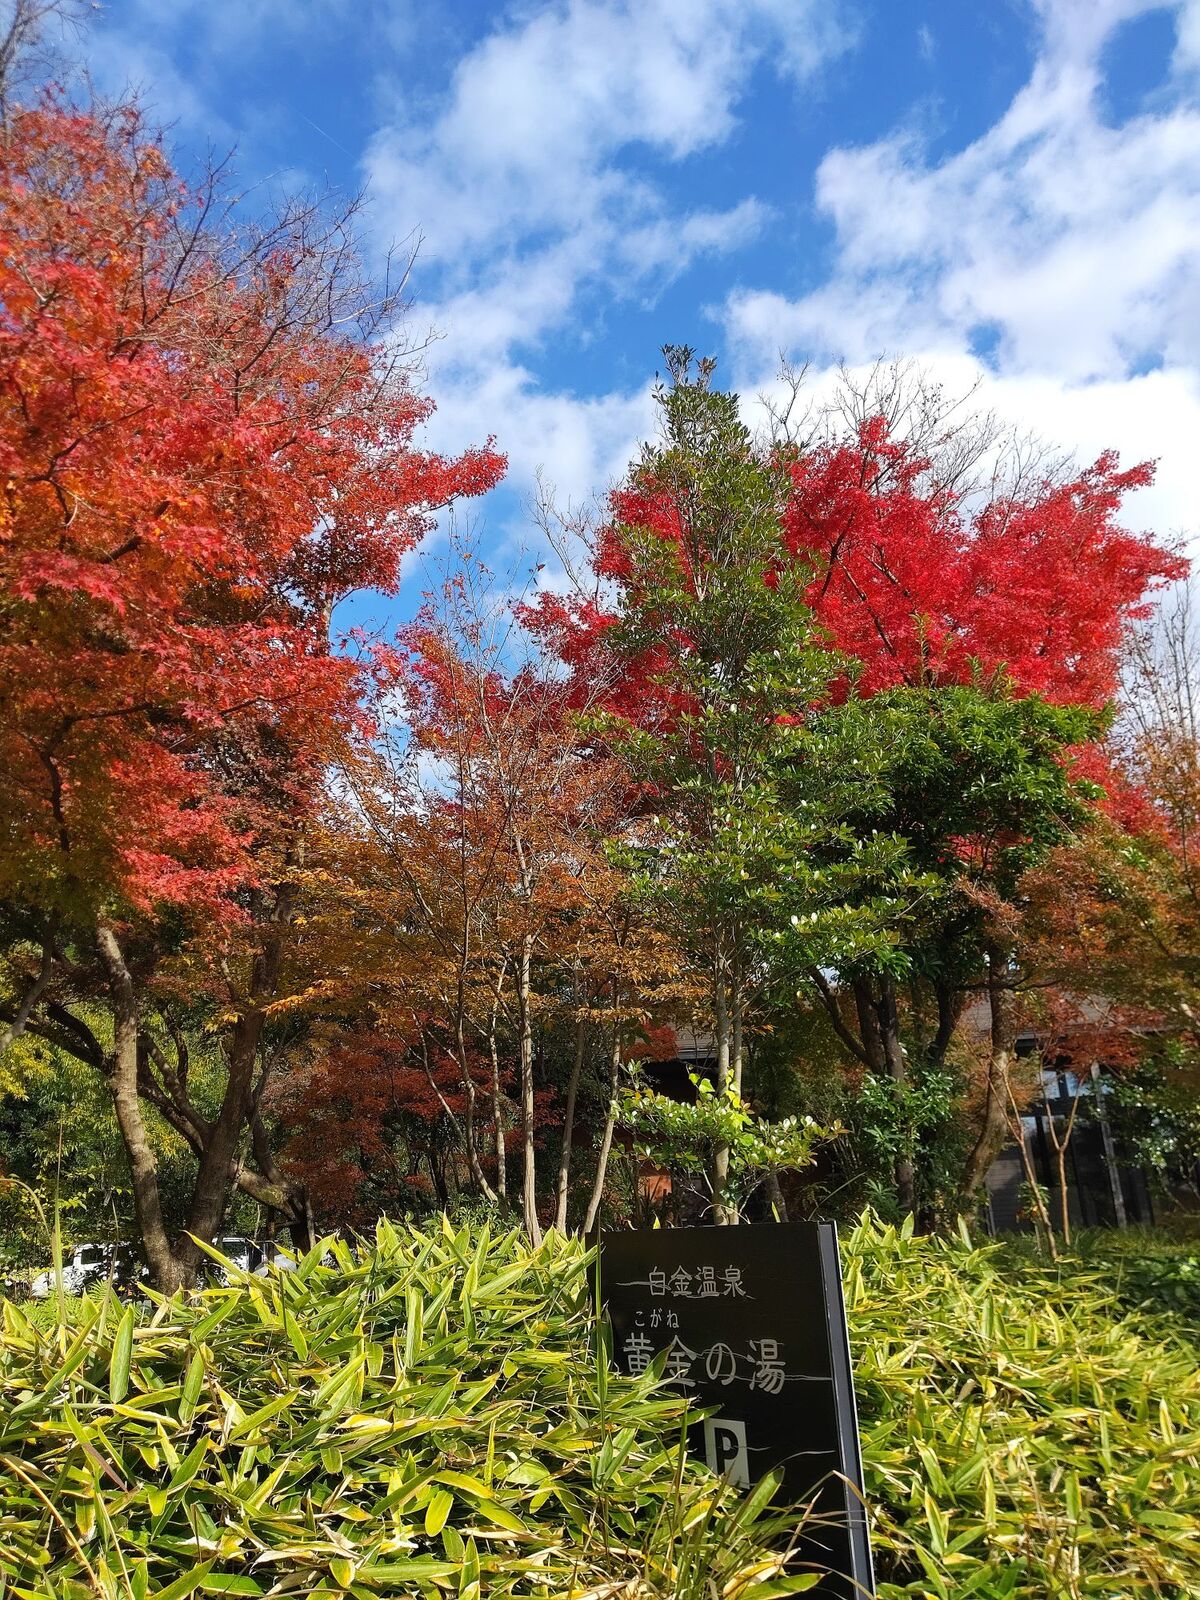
[4,1215,1199,1599]
[850,1216,1200,1597]
[1063,1227,1200,1328]
[0,1219,810,1599]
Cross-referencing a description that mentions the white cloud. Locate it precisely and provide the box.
[746,352,1200,543]
[729,44,1200,377]
[367,0,846,270]
[80,0,1200,566]
[82,29,218,134]
[725,0,1200,541]
[423,360,656,510]
[1177,0,1200,67]
[361,0,851,527]
[64,0,844,554]
[617,198,771,283]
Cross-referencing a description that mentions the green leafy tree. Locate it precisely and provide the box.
[582,351,919,1219]
[793,684,1100,1214]
[619,1069,835,1222]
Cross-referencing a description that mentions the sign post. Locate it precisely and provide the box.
[600,1222,874,1598]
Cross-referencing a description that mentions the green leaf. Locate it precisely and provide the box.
[109,1305,135,1404]
[178,1349,206,1423]
[152,1563,214,1600]
[424,1488,453,1536]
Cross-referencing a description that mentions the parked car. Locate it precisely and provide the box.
[203,1235,259,1283]
[30,1242,146,1299]
[199,1235,299,1278]
[28,1235,297,1298]
[251,1242,299,1275]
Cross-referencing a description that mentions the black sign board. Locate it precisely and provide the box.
[600,1222,874,1599]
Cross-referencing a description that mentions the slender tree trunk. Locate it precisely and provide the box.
[962,945,1018,1199]
[712,948,733,1224]
[518,933,540,1243]
[96,922,182,1293]
[764,1169,789,1222]
[1090,1062,1128,1228]
[1054,1140,1072,1245]
[554,1014,585,1232]
[454,1012,499,1204]
[583,1024,622,1235]
[731,947,745,1095]
[1005,1072,1057,1261]
[425,1023,498,1207]
[488,965,508,1201]
[1045,1073,1083,1248]
[728,959,745,1224]
[0,939,53,1055]
[876,977,915,1214]
[429,1151,450,1205]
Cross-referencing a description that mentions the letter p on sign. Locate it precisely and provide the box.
[703,1416,749,1487]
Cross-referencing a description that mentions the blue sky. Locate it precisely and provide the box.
[67,0,1200,632]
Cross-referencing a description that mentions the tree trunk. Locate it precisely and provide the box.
[248,1107,313,1251]
[1005,1072,1057,1261]
[931,976,963,1066]
[0,939,54,1056]
[731,948,745,1095]
[453,1012,499,1205]
[583,1025,622,1235]
[429,1151,450,1205]
[727,943,748,1224]
[177,1008,265,1282]
[488,966,508,1201]
[712,951,733,1224]
[1090,1062,1128,1228]
[852,978,886,1073]
[1054,1137,1072,1246]
[518,933,541,1243]
[96,922,182,1293]
[876,977,915,1214]
[961,945,1017,1199]
[554,1015,585,1232]
[1046,1072,1083,1248]
[175,885,294,1283]
[292,1188,316,1254]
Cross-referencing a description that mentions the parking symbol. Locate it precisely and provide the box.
[703,1416,749,1487]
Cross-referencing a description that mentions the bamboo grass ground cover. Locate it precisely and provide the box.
[0,1220,811,1600]
[848,1216,1200,1597]
[1,1217,1199,1599]
[1003,1225,1200,1330]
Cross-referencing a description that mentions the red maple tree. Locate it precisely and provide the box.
[528,417,1180,722]
[782,420,1182,705]
[0,98,504,1286]
[1,100,501,927]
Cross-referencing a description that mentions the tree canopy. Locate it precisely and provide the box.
[0,98,1193,1276]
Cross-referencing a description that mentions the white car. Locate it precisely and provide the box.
[29,1235,268,1297]
[204,1235,259,1282]
[30,1242,138,1298]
